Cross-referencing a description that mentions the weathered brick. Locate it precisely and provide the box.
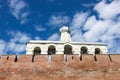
[0,54,120,80]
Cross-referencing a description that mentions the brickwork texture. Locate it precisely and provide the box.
[0,54,120,80]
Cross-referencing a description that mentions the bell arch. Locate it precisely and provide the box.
[48,45,56,54]
[64,45,72,54]
[80,46,88,54]
[33,47,41,55]
[95,48,101,54]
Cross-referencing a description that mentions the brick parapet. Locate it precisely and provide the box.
[0,54,120,80]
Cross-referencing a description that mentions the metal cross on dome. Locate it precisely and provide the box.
[62,20,66,26]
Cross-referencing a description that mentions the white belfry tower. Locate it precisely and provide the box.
[26,23,108,55]
[60,25,71,42]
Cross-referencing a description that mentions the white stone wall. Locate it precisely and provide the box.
[26,42,108,55]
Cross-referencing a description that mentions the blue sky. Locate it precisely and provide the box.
[0,0,120,55]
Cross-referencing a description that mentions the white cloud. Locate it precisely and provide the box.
[20,18,28,24]
[94,0,120,19]
[35,36,41,40]
[48,33,59,41]
[71,12,88,29]
[8,31,31,43]
[35,25,46,31]
[2,0,120,54]
[99,21,120,52]
[70,12,89,42]
[6,31,31,53]
[82,3,95,7]
[14,44,25,53]
[0,40,6,55]
[83,16,97,31]
[90,0,120,53]
[101,22,120,41]
[6,42,16,52]
[69,0,120,53]
[6,42,26,53]
[48,15,70,27]
[108,39,120,54]
[8,0,29,24]
[10,43,25,53]
[71,29,84,42]
[83,20,112,42]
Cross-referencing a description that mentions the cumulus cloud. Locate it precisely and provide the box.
[71,12,88,29]
[70,12,89,42]
[48,15,70,27]
[92,0,120,53]
[82,3,95,7]
[0,31,31,55]
[2,0,119,54]
[35,25,46,31]
[70,0,120,53]
[48,33,59,41]
[8,0,29,24]
[8,31,31,43]
[108,39,120,54]
[83,16,97,31]
[6,42,26,54]
[71,29,84,42]
[35,36,41,40]
[84,20,112,42]
[94,0,120,19]
[0,31,42,55]
[0,40,6,55]
[6,31,31,54]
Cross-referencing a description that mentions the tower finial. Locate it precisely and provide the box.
[62,19,65,26]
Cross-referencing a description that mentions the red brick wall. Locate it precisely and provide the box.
[0,54,120,80]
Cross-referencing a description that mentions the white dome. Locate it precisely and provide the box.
[60,25,70,33]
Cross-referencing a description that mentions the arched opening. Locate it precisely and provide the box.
[48,45,56,54]
[81,46,88,54]
[64,45,72,54]
[95,48,101,54]
[33,47,41,55]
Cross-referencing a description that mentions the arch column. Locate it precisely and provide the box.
[72,46,80,54]
[55,45,64,54]
[26,50,33,55]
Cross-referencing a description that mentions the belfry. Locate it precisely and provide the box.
[26,24,108,55]
[60,25,71,42]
